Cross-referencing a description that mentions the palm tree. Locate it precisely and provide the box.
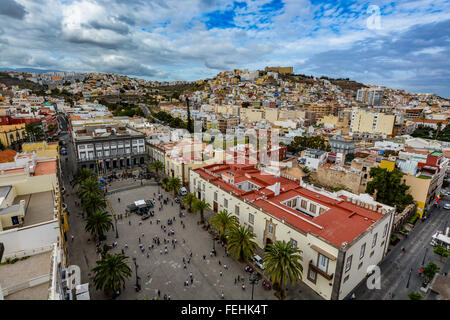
[78,176,102,200]
[92,253,132,298]
[161,177,170,191]
[227,225,257,262]
[82,194,106,216]
[72,168,96,188]
[183,193,197,212]
[192,199,211,224]
[31,107,38,118]
[149,161,164,181]
[167,177,182,197]
[210,210,238,242]
[263,240,303,300]
[85,210,113,240]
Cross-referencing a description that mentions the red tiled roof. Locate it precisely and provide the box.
[194,161,385,247]
[0,149,17,163]
[34,160,57,176]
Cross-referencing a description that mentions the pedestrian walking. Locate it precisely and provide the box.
[142,232,145,237]
[139,237,141,244]
[203,255,206,260]
[129,220,131,226]
[118,198,121,203]
[183,257,185,264]
[218,260,221,265]
[224,264,228,270]
[235,278,237,285]
[147,252,150,258]
[157,289,160,297]
[125,244,128,248]
[160,249,163,255]
[168,295,171,300]
[184,264,187,269]
[71,235,74,242]
[219,271,223,277]
[237,275,240,282]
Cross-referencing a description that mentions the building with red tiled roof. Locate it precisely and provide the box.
[0,149,17,163]
[190,161,395,300]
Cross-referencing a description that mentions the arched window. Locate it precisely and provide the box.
[10,134,14,143]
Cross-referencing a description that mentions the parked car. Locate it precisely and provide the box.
[444,204,450,210]
[252,254,266,270]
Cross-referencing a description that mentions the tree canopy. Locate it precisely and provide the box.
[365,167,414,212]
[287,135,331,154]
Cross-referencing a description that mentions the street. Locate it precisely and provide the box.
[352,200,450,300]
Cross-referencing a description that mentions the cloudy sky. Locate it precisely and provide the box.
[1,0,449,97]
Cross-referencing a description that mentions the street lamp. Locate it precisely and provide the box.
[114,215,119,238]
[406,268,412,288]
[249,272,259,300]
[422,247,428,266]
[133,257,140,292]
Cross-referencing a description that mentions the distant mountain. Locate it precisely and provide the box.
[0,67,65,74]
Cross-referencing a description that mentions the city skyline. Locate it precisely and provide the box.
[0,0,449,97]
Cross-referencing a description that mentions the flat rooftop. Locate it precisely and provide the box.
[195,162,389,247]
[0,250,52,300]
[14,191,56,227]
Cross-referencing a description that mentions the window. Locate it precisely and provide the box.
[248,213,254,224]
[309,203,317,214]
[360,243,366,259]
[214,192,218,201]
[370,251,374,258]
[307,268,317,284]
[358,262,363,270]
[97,151,102,157]
[345,255,353,272]
[343,275,350,283]
[317,254,329,273]
[80,152,86,159]
[290,239,297,248]
[372,233,378,248]
[79,145,85,150]
[301,199,307,209]
[383,223,388,238]
[268,224,273,234]
[319,208,326,215]
[235,205,240,216]
[248,225,254,233]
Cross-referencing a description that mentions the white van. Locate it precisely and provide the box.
[430,228,450,250]
[179,187,188,196]
[253,255,266,270]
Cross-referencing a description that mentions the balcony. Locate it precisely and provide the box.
[309,260,334,281]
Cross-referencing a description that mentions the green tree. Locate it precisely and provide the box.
[263,240,303,300]
[72,168,96,188]
[408,291,422,300]
[85,210,113,240]
[227,225,257,262]
[183,193,197,212]
[161,177,170,191]
[82,194,107,216]
[25,122,44,142]
[210,210,238,242]
[433,245,449,262]
[422,262,440,280]
[78,176,102,200]
[365,167,414,212]
[92,254,132,298]
[167,177,182,198]
[192,199,211,224]
[149,161,164,181]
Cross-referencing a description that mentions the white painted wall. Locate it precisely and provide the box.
[0,220,60,262]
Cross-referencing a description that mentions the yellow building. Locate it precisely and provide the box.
[318,115,349,128]
[350,108,395,136]
[21,141,59,158]
[0,124,27,149]
[379,159,395,172]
